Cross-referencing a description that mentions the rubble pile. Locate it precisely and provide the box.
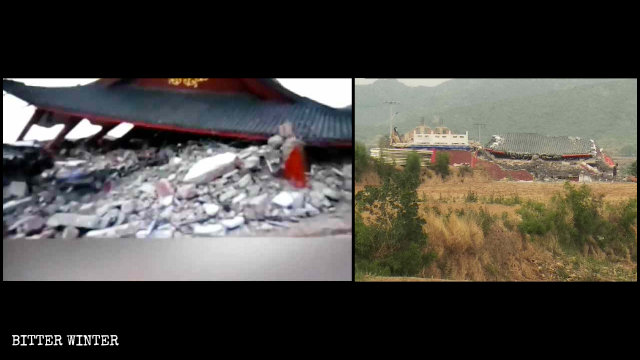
[488,156,616,182]
[3,134,353,239]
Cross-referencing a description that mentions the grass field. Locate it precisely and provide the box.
[356,166,637,282]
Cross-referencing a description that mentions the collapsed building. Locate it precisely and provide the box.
[483,133,616,181]
[3,79,353,239]
[485,133,595,160]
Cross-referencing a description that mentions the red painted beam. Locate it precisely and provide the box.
[16,109,45,141]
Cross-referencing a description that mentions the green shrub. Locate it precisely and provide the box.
[355,159,433,276]
[355,142,370,182]
[516,182,637,258]
[433,152,450,179]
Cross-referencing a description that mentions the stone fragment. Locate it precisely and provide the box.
[221,216,245,229]
[222,169,239,179]
[243,156,260,170]
[219,189,238,203]
[176,184,197,200]
[78,203,95,214]
[85,221,144,238]
[139,183,156,195]
[99,208,121,229]
[47,213,101,229]
[309,191,330,209]
[291,192,305,209]
[8,181,28,198]
[8,215,45,235]
[155,179,174,198]
[38,190,55,204]
[322,188,341,201]
[343,179,353,191]
[268,135,284,149]
[331,168,344,177]
[3,197,33,213]
[183,153,240,184]
[121,200,137,214]
[246,184,261,197]
[272,191,294,207]
[342,164,353,179]
[160,195,174,207]
[193,223,226,236]
[232,192,247,204]
[237,174,252,188]
[62,227,80,239]
[203,203,220,217]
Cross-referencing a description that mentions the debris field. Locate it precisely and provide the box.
[3,133,353,239]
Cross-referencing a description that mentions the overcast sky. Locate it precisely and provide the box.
[355,78,451,87]
[3,78,352,144]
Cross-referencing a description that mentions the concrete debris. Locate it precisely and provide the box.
[237,174,252,188]
[221,216,245,229]
[322,188,341,201]
[3,197,34,213]
[193,223,226,236]
[176,184,197,200]
[155,179,174,198]
[61,226,80,239]
[3,137,351,239]
[183,152,240,184]
[85,221,144,238]
[243,156,260,170]
[268,135,284,149]
[203,203,221,216]
[272,191,294,208]
[8,181,29,198]
[8,215,45,235]
[47,213,101,229]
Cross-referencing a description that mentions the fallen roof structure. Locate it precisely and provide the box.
[485,133,596,160]
[3,78,352,150]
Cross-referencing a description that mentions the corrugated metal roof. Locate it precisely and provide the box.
[3,80,352,146]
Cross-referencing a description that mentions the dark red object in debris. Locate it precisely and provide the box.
[284,145,307,188]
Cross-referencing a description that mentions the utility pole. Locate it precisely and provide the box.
[473,123,487,143]
[385,101,399,146]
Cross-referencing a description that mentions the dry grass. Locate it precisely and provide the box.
[418,170,637,203]
[417,210,555,281]
[356,167,638,281]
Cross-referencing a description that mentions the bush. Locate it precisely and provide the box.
[355,142,370,182]
[355,158,433,276]
[516,182,637,258]
[433,152,450,179]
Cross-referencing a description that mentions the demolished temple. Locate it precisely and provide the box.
[2,78,352,150]
[485,133,597,160]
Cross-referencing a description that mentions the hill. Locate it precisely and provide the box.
[355,79,637,154]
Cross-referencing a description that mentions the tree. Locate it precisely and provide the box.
[355,155,433,276]
[355,142,370,182]
[378,134,390,149]
[433,152,450,179]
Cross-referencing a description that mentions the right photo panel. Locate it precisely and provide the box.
[355,78,637,282]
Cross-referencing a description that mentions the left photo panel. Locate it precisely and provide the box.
[2,78,353,281]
